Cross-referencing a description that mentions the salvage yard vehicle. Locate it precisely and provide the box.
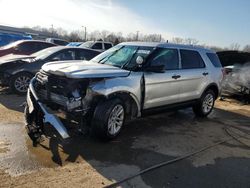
[217,51,250,99]
[25,42,223,143]
[221,63,250,99]
[80,41,113,52]
[0,40,56,57]
[0,46,100,94]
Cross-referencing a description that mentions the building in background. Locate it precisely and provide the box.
[0,25,53,46]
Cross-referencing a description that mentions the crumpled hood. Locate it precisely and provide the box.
[42,60,130,78]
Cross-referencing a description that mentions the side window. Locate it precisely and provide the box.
[104,43,112,50]
[149,48,179,70]
[77,50,87,60]
[207,53,222,67]
[51,50,76,61]
[77,50,99,60]
[92,42,103,50]
[180,50,205,69]
[36,43,46,51]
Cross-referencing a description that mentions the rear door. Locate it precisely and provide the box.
[178,49,209,102]
[144,48,181,109]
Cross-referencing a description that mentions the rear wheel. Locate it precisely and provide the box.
[193,90,215,117]
[92,98,125,140]
[10,72,33,95]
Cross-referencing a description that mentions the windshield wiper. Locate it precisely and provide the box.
[98,47,123,64]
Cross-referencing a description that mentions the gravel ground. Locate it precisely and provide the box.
[0,87,250,188]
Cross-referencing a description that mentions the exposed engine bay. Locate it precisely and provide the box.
[25,70,105,143]
[35,70,92,112]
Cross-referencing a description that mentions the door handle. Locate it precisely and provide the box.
[172,75,181,79]
[203,72,209,76]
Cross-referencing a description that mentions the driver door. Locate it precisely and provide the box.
[143,48,181,109]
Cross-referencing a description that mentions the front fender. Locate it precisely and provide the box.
[90,72,143,116]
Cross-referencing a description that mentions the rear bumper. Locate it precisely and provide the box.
[26,78,70,139]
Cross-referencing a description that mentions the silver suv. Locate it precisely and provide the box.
[25,42,223,142]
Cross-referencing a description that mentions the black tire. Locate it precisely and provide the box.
[193,90,215,117]
[10,72,33,95]
[91,98,125,140]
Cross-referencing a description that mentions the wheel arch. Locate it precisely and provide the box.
[202,83,219,99]
[106,91,141,118]
[11,70,34,79]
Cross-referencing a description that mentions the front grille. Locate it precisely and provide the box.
[37,89,68,106]
[36,70,78,96]
[34,71,88,111]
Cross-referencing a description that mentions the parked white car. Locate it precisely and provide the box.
[80,41,113,52]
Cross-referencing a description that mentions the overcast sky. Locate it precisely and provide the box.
[0,0,249,48]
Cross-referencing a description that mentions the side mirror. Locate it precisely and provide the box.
[145,65,165,73]
[136,56,144,66]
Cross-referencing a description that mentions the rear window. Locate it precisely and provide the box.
[180,49,205,69]
[207,53,222,67]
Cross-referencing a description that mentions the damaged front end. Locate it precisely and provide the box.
[25,70,99,143]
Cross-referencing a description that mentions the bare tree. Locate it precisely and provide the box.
[26,26,245,51]
[172,37,184,44]
[101,30,110,40]
[184,38,199,45]
[230,43,240,51]
[243,45,250,52]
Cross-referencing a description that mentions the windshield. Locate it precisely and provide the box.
[80,41,94,48]
[91,45,154,70]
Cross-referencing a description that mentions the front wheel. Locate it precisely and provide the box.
[193,90,215,117]
[10,72,33,95]
[92,98,125,140]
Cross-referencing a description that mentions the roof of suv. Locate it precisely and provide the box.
[120,42,214,53]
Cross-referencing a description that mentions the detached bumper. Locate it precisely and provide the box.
[27,78,70,139]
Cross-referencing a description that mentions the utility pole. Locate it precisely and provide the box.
[51,24,54,36]
[159,34,162,42]
[82,26,87,41]
[136,31,139,41]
